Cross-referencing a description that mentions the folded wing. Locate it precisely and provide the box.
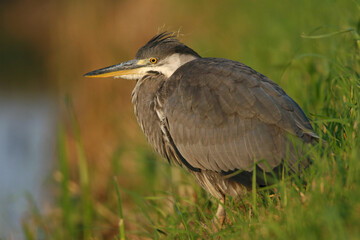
[163,58,317,173]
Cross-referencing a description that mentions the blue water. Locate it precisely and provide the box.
[0,95,57,239]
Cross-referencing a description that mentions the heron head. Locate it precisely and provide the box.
[84,32,200,80]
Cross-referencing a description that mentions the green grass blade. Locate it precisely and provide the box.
[57,126,74,238]
[65,95,93,239]
[301,27,355,39]
[114,177,126,240]
[252,162,257,215]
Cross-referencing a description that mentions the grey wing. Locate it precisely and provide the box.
[163,58,317,173]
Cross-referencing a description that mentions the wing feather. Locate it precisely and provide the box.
[162,58,316,172]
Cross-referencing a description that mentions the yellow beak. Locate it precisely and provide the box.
[83,59,143,78]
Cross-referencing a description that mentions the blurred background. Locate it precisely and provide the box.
[0,0,358,239]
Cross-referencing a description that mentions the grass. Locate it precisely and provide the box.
[22,0,360,239]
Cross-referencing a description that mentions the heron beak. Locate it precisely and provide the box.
[83,59,146,78]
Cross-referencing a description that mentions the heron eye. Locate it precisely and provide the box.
[150,58,158,64]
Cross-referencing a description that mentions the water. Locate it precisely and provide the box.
[0,95,57,239]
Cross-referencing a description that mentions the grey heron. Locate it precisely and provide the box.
[84,32,318,225]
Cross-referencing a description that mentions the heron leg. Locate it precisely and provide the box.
[212,197,226,229]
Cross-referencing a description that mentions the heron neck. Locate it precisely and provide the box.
[131,75,168,157]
